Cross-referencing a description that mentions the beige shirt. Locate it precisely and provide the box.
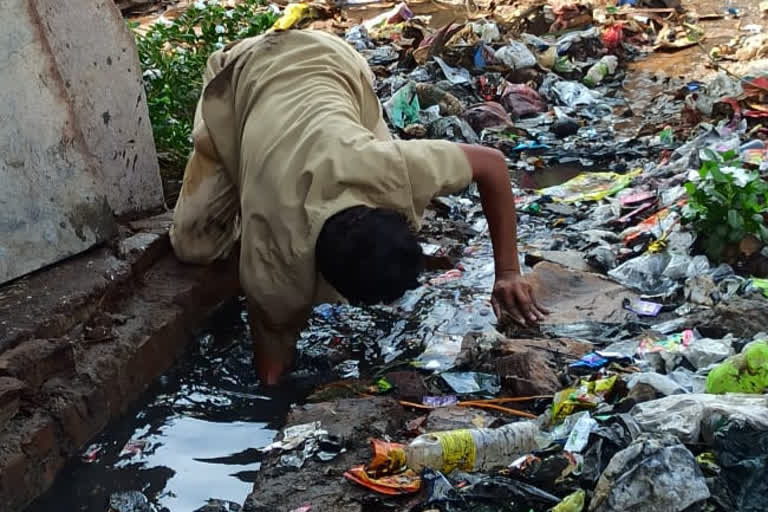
[196,29,473,340]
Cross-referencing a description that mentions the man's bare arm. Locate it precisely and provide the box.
[457,144,548,326]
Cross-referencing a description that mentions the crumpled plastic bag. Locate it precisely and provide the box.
[627,372,689,396]
[461,102,515,132]
[434,56,470,85]
[551,489,585,512]
[551,376,617,424]
[580,414,641,488]
[494,41,536,70]
[499,83,548,118]
[345,25,373,51]
[706,340,768,394]
[344,439,421,495]
[710,417,768,512]
[428,116,479,144]
[538,169,641,203]
[630,393,768,444]
[551,81,603,107]
[383,83,421,129]
[589,435,710,512]
[608,252,709,297]
[272,3,310,30]
[683,335,735,369]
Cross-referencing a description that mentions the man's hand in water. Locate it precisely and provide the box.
[492,270,548,326]
[458,143,550,326]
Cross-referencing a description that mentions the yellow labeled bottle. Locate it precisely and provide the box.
[405,421,543,473]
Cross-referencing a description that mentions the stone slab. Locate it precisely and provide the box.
[0,0,117,286]
[35,0,164,215]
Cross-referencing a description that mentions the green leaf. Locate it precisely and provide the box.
[727,209,745,230]
[760,223,768,243]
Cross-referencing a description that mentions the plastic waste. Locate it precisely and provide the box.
[622,298,662,316]
[344,25,373,51]
[494,42,536,70]
[551,118,580,138]
[551,81,602,107]
[563,414,597,453]
[750,277,768,297]
[428,116,479,144]
[344,465,421,495]
[468,21,500,43]
[433,56,470,85]
[441,371,500,395]
[630,393,768,444]
[108,491,152,512]
[601,23,624,50]
[423,395,459,408]
[551,490,585,512]
[608,253,709,297]
[362,2,413,30]
[710,417,768,512]
[583,55,619,87]
[522,27,599,55]
[272,3,309,30]
[580,414,642,487]
[461,102,515,132]
[405,421,543,473]
[538,169,641,203]
[706,340,768,394]
[627,372,688,396]
[551,376,617,423]
[344,439,421,495]
[499,83,548,117]
[682,335,735,369]
[383,83,420,129]
[589,435,710,512]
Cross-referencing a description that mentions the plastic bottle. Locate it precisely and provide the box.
[583,55,619,87]
[405,421,544,473]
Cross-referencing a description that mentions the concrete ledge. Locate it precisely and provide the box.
[0,214,240,512]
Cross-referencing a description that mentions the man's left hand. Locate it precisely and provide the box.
[491,270,549,326]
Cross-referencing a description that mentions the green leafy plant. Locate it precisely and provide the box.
[682,149,768,261]
[130,0,278,176]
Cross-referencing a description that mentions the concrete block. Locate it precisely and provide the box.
[0,0,164,286]
[34,0,164,215]
[0,0,117,286]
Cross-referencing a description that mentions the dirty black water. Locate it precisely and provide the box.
[27,300,295,512]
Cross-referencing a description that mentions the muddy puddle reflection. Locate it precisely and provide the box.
[27,301,289,512]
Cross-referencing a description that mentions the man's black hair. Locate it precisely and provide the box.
[316,206,424,305]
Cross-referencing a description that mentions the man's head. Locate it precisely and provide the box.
[316,206,424,305]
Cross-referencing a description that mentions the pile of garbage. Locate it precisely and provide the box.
[238,1,768,511]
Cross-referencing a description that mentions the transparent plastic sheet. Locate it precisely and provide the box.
[630,394,768,444]
[608,252,710,296]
